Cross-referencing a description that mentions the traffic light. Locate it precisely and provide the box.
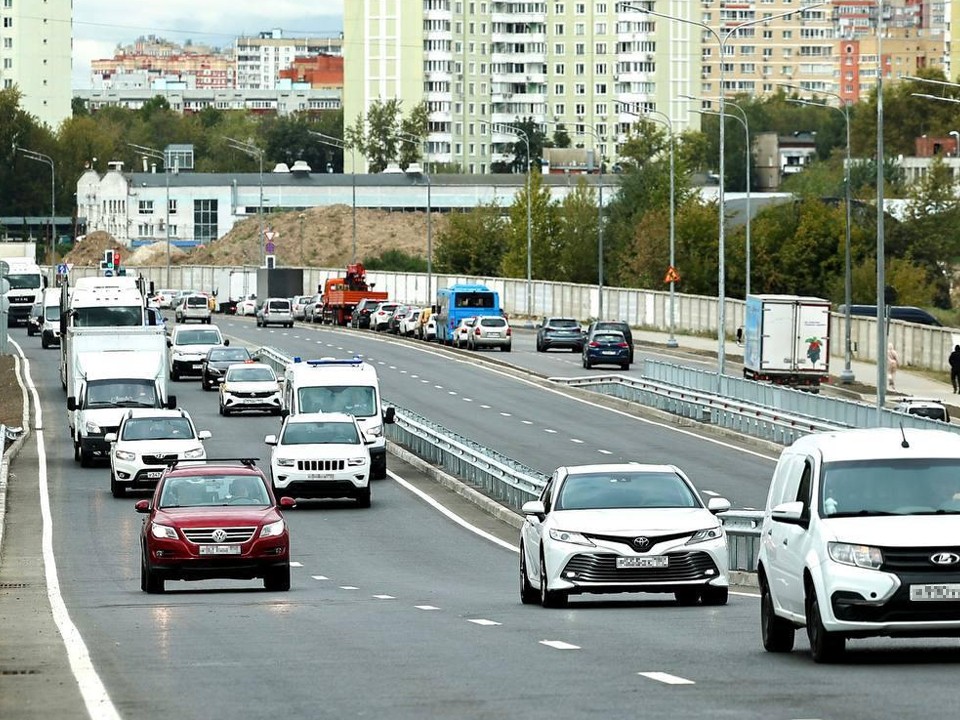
[101,249,123,276]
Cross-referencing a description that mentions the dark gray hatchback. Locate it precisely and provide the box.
[586,320,634,363]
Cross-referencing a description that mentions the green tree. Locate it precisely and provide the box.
[363,248,427,272]
[434,202,508,275]
[0,88,56,218]
[554,178,600,283]
[501,168,557,279]
[345,99,426,173]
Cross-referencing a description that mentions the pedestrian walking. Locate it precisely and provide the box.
[887,343,900,392]
[949,345,960,393]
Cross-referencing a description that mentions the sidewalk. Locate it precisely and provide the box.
[634,329,957,410]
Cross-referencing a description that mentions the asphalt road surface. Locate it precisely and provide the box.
[4,320,960,720]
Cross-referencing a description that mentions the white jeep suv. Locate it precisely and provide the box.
[265,412,371,507]
[105,408,210,498]
[758,427,960,663]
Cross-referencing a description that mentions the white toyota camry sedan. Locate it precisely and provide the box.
[519,464,731,608]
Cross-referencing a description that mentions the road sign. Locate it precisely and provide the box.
[265,241,276,254]
[264,230,277,242]
[104,269,114,278]
[664,266,681,284]
[57,262,68,275]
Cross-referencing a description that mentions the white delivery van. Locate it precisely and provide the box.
[3,257,46,326]
[282,357,396,479]
[40,287,62,349]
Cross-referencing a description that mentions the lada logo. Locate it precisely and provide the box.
[212,529,228,543]
[633,536,651,551]
[930,552,960,566]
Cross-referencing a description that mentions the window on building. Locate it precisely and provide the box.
[139,200,154,215]
[168,199,177,215]
[2,17,12,27]
[555,63,565,74]
[194,199,219,243]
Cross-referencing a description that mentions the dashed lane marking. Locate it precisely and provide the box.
[290,561,303,567]
[415,605,440,611]
[500,412,512,417]
[570,439,584,444]
[311,575,328,581]
[521,420,533,425]
[544,429,557,434]
[467,619,502,626]
[598,449,613,455]
[540,640,580,650]
[637,672,695,685]
[373,595,396,600]
[701,490,720,496]
[340,586,359,590]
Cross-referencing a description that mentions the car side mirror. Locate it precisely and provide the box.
[707,497,731,514]
[264,434,278,446]
[383,406,396,424]
[223,338,230,346]
[166,339,172,348]
[521,500,546,519]
[67,396,77,411]
[279,496,296,508]
[167,395,177,409]
[104,433,117,443]
[771,500,806,525]
[280,408,289,418]
[135,500,151,513]
[198,430,212,440]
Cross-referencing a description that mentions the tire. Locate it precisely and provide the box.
[218,403,226,416]
[110,472,124,498]
[539,551,568,608]
[170,367,180,382]
[264,564,291,591]
[142,553,165,594]
[80,445,92,468]
[806,586,845,663]
[519,545,538,605]
[620,363,629,370]
[536,340,543,352]
[356,484,371,508]
[502,344,511,352]
[201,378,211,391]
[701,586,728,606]
[41,336,48,348]
[674,589,700,606]
[73,439,81,462]
[761,579,795,652]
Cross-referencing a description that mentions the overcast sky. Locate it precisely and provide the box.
[73,0,344,88]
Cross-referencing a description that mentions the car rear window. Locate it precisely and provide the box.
[186,296,207,307]
[550,319,579,328]
[209,348,250,362]
[480,317,506,327]
[593,333,624,343]
[268,300,290,311]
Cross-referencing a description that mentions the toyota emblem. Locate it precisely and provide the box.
[633,536,651,551]
[212,528,228,543]
[930,552,960,566]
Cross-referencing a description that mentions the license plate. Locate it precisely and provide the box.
[602,350,617,355]
[240,398,259,403]
[307,473,335,480]
[199,544,241,555]
[487,332,501,337]
[145,471,163,479]
[910,583,960,601]
[617,556,668,569]
[192,363,202,369]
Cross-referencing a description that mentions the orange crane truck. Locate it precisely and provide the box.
[320,263,388,325]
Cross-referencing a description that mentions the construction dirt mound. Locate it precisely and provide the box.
[126,241,189,266]
[63,231,124,266]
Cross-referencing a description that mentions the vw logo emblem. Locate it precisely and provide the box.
[633,536,651,551]
[212,529,228,543]
[930,552,960,566]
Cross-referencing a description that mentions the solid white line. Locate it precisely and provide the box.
[467,619,501,626]
[540,640,580,650]
[638,672,695,685]
[340,586,359,590]
[731,590,761,599]
[11,340,122,720]
[388,470,518,553]
[415,605,440,611]
[372,594,395,600]
[311,575,328,580]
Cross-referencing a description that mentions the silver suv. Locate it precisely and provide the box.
[256,298,294,328]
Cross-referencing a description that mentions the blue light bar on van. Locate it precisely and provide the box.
[304,356,363,367]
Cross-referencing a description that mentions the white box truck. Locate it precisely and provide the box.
[742,294,831,392]
[220,269,257,315]
[2,257,46,326]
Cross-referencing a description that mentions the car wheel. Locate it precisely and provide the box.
[80,446,92,468]
[264,564,291,591]
[142,552,165,594]
[806,586,845,663]
[761,578,795,652]
[170,368,180,382]
[502,344,511,352]
[519,545,538,605]
[539,551,568,608]
[219,403,226,416]
[701,586,728,606]
[41,336,48,348]
[110,472,124,498]
[620,362,629,370]
[674,589,700,606]
[536,340,543,352]
[73,439,81,462]
[201,378,211,391]
[356,485,371,508]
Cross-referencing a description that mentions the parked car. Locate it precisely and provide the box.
[415,307,437,341]
[136,459,294,593]
[758,427,960,662]
[256,298,294,328]
[387,304,412,334]
[452,316,478,348]
[200,346,252,391]
[265,412,372,507]
[370,302,399,331]
[291,295,309,321]
[892,396,950,423]
[302,294,323,323]
[467,315,512,351]
[351,298,383,329]
[520,463,730,608]
[105,408,210,497]
[586,320,635,363]
[537,317,584,353]
[219,362,283,416]
[582,329,631,370]
[397,307,422,337]
[236,296,257,316]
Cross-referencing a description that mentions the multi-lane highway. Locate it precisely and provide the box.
[4,318,960,720]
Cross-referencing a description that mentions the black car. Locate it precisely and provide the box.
[536,316,584,353]
[583,329,631,370]
[200,346,253,391]
[351,298,382,329]
[26,300,43,337]
[586,320,634,363]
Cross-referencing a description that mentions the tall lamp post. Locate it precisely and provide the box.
[614,101,678,348]
[618,1,825,384]
[309,130,358,263]
[225,137,265,267]
[16,147,55,264]
[783,90,855,384]
[395,132,433,306]
[875,2,887,415]
[128,143,177,288]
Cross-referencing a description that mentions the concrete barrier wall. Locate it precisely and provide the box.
[60,264,951,373]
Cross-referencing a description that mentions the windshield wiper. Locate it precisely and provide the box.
[827,510,899,518]
[907,509,960,515]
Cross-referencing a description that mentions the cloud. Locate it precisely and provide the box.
[73,0,343,88]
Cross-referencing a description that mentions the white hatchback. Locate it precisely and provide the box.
[265,412,371,507]
[105,408,210,498]
[520,464,730,608]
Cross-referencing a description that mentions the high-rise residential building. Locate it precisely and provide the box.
[0,0,72,128]
[235,29,343,90]
[91,36,234,90]
[343,1,701,173]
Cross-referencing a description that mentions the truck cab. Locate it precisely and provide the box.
[3,257,46,326]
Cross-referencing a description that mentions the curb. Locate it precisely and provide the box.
[0,351,32,562]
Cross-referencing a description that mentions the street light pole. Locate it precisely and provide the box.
[784,91,855,384]
[17,147,55,264]
[309,131,358,263]
[397,132,433,305]
[128,143,174,288]
[876,1,887,415]
[489,123,532,318]
[619,0,825,386]
[225,137,265,266]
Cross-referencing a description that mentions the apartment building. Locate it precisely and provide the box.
[0,0,72,128]
[91,36,234,90]
[235,29,343,90]
[343,1,701,173]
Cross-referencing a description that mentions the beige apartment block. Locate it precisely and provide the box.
[0,0,72,129]
[344,0,701,174]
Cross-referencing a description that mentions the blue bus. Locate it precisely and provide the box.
[435,284,501,344]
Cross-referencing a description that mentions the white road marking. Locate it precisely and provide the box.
[311,575,329,581]
[340,586,359,590]
[448,391,457,396]
[570,438,584,444]
[372,594,396,600]
[411,374,419,378]
[11,340,122,720]
[544,429,557,434]
[434,384,444,389]
[467,619,501,626]
[290,561,303,567]
[480,404,491,409]
[421,379,429,383]
[638,672,695,685]
[415,605,440,611]
[540,640,580,650]
[598,449,613,455]
[389,365,397,370]
[701,490,720,497]
[731,590,761,599]
[463,398,473,402]
[521,420,533,425]
[400,370,408,374]
[500,412,512,417]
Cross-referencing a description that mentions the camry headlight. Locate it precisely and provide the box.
[260,519,285,538]
[548,529,595,546]
[183,447,205,459]
[687,526,725,545]
[150,522,178,540]
[85,421,102,434]
[828,542,883,570]
[347,457,367,466]
[276,458,295,467]
[115,449,136,461]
